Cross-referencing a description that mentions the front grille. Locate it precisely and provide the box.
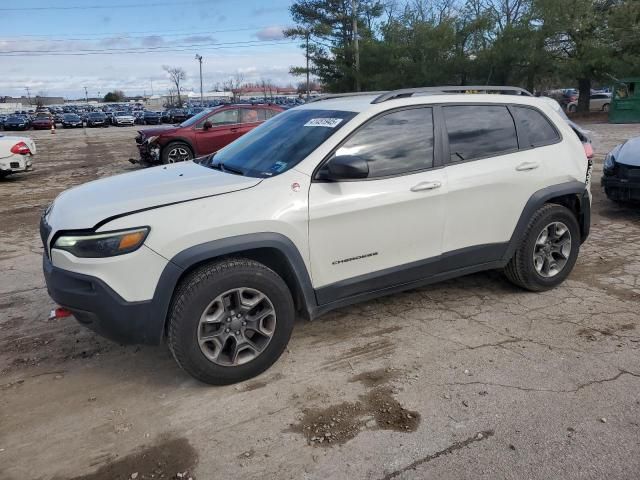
[616,164,640,180]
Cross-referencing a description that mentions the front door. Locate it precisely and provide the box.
[308,107,447,304]
[194,108,240,154]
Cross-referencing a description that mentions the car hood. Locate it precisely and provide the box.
[47,161,262,231]
[138,126,177,138]
[613,137,640,167]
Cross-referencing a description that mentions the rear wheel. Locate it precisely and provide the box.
[161,142,193,164]
[168,258,295,385]
[504,204,580,291]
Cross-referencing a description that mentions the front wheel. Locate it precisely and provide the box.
[168,258,295,385]
[603,103,610,112]
[161,142,193,164]
[504,204,580,291]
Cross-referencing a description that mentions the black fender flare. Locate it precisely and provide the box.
[150,232,317,338]
[502,180,589,262]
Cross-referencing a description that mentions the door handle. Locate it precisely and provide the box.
[230,127,239,132]
[410,181,442,192]
[516,161,539,171]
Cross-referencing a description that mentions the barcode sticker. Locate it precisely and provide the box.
[304,118,343,128]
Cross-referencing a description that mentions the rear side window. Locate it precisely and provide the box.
[334,107,434,178]
[512,106,560,147]
[240,108,260,123]
[444,105,518,162]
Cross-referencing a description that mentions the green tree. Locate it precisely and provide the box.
[103,90,126,102]
[285,0,384,92]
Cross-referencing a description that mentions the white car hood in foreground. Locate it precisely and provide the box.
[0,135,36,159]
[47,161,262,230]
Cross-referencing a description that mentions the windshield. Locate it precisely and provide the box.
[179,108,213,127]
[204,109,357,178]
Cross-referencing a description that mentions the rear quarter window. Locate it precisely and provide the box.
[511,106,560,147]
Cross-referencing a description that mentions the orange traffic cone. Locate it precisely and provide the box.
[51,123,56,134]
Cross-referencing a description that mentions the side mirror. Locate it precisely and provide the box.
[203,120,213,130]
[326,155,369,180]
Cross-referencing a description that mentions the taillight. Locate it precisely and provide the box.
[583,142,594,160]
[10,141,31,155]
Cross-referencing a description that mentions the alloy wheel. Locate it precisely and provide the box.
[167,146,191,163]
[197,288,277,366]
[532,221,572,278]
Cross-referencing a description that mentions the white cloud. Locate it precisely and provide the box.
[0,47,306,98]
[255,26,285,41]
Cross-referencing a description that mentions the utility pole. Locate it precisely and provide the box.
[352,0,360,91]
[195,54,204,105]
[25,86,31,106]
[305,31,310,100]
[150,79,154,96]
[84,86,88,104]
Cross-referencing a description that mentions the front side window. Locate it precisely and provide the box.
[512,106,560,147]
[331,107,434,178]
[444,105,518,162]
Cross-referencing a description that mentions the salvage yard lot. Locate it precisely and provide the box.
[1,122,640,479]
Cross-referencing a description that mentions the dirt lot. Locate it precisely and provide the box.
[1,122,639,480]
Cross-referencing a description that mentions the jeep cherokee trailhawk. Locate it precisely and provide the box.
[42,86,591,384]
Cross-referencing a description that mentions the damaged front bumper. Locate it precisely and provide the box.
[134,134,161,165]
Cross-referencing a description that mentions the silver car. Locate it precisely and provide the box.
[567,93,611,113]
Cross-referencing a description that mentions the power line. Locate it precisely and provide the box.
[0,1,210,12]
[0,40,297,57]
[0,39,292,55]
[3,24,288,40]
[1,28,266,43]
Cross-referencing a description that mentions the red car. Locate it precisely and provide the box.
[135,104,284,165]
[31,114,54,130]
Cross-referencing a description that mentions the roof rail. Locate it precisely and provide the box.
[371,86,532,104]
[307,91,387,103]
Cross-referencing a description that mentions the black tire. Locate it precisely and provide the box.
[504,204,580,292]
[168,258,295,385]
[161,142,193,164]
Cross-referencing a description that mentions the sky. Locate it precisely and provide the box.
[0,0,305,99]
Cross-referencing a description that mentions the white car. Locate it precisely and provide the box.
[113,112,135,126]
[42,86,592,384]
[0,135,36,178]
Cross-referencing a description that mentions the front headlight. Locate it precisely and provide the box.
[146,135,159,144]
[53,227,149,258]
[603,154,615,172]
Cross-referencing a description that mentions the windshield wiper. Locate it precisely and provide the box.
[219,162,245,176]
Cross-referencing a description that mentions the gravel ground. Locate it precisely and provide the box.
[0,122,639,480]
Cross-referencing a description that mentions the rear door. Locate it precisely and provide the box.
[308,107,447,302]
[441,104,558,256]
[193,108,240,154]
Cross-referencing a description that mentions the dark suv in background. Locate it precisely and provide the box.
[135,104,284,165]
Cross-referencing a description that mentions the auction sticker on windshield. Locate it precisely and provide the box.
[304,118,343,128]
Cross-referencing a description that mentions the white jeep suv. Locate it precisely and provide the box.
[42,86,591,384]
